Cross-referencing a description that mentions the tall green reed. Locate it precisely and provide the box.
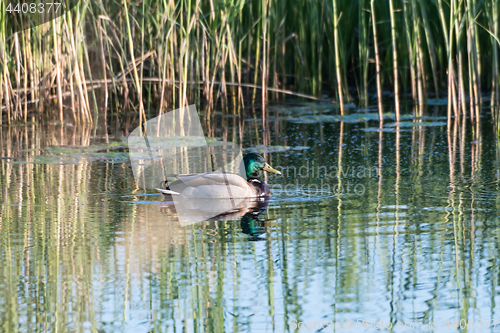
[0,0,498,126]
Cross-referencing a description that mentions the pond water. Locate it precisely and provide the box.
[1,102,500,333]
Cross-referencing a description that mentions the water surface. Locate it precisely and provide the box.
[1,103,500,333]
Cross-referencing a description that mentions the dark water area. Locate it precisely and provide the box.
[1,101,500,332]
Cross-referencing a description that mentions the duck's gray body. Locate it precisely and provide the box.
[156,172,261,199]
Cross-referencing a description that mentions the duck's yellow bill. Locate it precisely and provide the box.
[263,163,281,175]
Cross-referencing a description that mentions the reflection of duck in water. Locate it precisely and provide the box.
[239,200,274,240]
[156,153,281,224]
[156,153,281,199]
[159,193,273,240]
[159,193,268,223]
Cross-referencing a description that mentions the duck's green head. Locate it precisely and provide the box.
[243,153,281,179]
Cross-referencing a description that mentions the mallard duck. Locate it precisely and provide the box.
[156,153,281,199]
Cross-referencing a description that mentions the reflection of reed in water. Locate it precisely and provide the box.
[3,98,500,329]
[1,107,500,332]
[0,124,135,332]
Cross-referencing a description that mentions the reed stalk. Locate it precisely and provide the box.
[53,15,63,123]
[358,0,369,106]
[389,0,399,120]
[467,0,480,123]
[122,0,146,126]
[370,0,383,122]
[403,0,417,104]
[412,0,425,112]
[494,0,500,107]
[455,0,467,117]
[419,1,440,98]
[447,0,456,128]
[0,3,5,126]
[262,0,268,112]
[333,0,344,113]
[21,29,28,122]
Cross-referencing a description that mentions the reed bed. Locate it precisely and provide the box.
[0,0,499,125]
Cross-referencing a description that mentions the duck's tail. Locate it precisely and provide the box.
[156,188,180,196]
